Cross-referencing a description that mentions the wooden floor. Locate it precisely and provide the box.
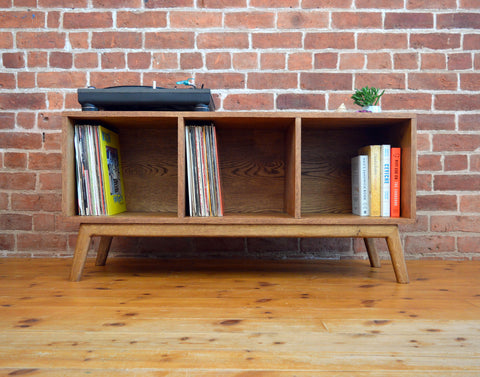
[0,257,479,376]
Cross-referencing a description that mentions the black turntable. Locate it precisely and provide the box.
[78,82,215,112]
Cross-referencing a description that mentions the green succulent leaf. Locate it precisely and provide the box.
[351,86,385,108]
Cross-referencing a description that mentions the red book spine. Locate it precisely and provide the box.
[390,148,401,217]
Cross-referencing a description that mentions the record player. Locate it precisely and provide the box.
[77,80,215,112]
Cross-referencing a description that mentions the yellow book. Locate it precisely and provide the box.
[98,126,126,215]
[359,145,381,216]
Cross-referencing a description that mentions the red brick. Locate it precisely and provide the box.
[128,52,152,69]
[65,93,81,110]
[355,73,405,90]
[0,113,15,130]
[417,133,431,152]
[0,214,32,231]
[366,53,392,70]
[416,173,432,191]
[382,93,432,111]
[251,0,298,6]
[2,52,25,68]
[289,53,313,70]
[0,93,45,110]
[411,33,461,50]
[407,0,456,8]
[356,0,403,7]
[417,154,442,171]
[206,53,231,70]
[437,13,480,29]
[252,32,302,49]
[277,93,326,110]
[359,33,408,50]
[261,53,286,70]
[328,93,358,111]
[448,53,472,70]
[198,0,245,7]
[17,32,65,49]
[458,114,480,131]
[74,52,98,69]
[460,73,480,91]
[101,52,125,69]
[339,53,364,70]
[431,215,480,233]
[460,0,480,8]
[92,32,142,49]
[152,53,178,69]
[435,94,480,111]
[444,155,468,171]
[248,73,296,90]
[47,11,60,28]
[464,35,480,50]
[421,53,446,70]
[195,73,245,89]
[92,0,142,7]
[117,11,167,28]
[0,73,15,89]
[301,73,352,90]
[69,32,89,49]
[434,175,480,191]
[33,213,56,232]
[0,11,45,28]
[416,194,457,211]
[408,73,457,91]
[0,32,13,49]
[28,152,61,170]
[199,32,250,49]
[277,11,328,29]
[233,52,258,70]
[393,53,419,70]
[42,131,62,150]
[226,11,275,29]
[0,172,36,190]
[417,114,455,131]
[18,112,36,129]
[18,72,36,88]
[38,113,62,131]
[405,235,455,254]
[471,155,480,172]
[314,53,338,69]
[223,93,274,110]
[433,134,480,152]
[0,234,14,251]
[38,0,87,6]
[37,72,86,88]
[4,152,27,169]
[49,52,73,69]
[305,32,355,50]
[90,72,141,88]
[63,12,112,29]
[17,232,68,251]
[12,193,61,212]
[302,0,352,7]
[180,52,203,69]
[146,32,195,49]
[47,92,64,111]
[39,172,62,190]
[458,237,480,253]
[27,51,47,68]
[460,195,480,213]
[385,12,433,29]
[332,12,382,29]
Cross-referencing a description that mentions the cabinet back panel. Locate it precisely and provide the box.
[120,127,178,213]
[216,127,287,214]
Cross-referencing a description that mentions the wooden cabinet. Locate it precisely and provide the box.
[62,111,416,283]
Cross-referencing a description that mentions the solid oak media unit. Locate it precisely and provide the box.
[62,111,416,283]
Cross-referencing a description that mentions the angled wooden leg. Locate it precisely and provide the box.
[386,226,409,284]
[95,236,113,266]
[364,238,381,268]
[70,224,92,282]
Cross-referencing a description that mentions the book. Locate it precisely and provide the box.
[381,144,391,217]
[390,147,401,217]
[351,155,369,216]
[358,145,381,216]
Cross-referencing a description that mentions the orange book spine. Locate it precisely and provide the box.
[390,148,401,217]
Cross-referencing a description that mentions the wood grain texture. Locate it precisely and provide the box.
[1,258,479,376]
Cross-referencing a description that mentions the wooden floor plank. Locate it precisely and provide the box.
[0,258,479,375]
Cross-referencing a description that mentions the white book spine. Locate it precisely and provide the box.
[352,155,369,216]
[381,144,391,217]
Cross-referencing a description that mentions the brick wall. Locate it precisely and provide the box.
[1,1,479,260]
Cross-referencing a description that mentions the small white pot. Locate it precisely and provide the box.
[363,105,381,113]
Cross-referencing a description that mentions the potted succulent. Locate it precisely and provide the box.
[351,86,385,112]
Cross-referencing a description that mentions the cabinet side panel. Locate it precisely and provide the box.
[177,117,186,218]
[285,118,301,218]
[62,117,77,217]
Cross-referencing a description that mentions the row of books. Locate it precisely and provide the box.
[351,145,401,217]
[74,124,127,216]
[185,121,224,217]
